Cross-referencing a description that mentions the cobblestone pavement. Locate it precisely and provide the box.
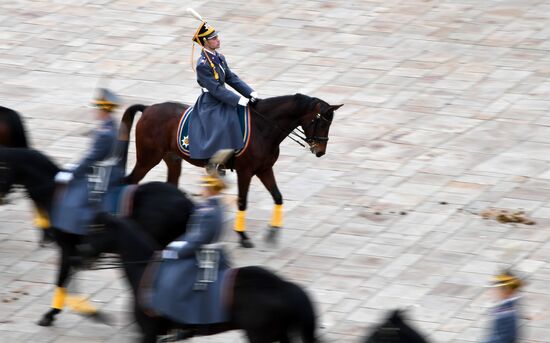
[1,0,550,342]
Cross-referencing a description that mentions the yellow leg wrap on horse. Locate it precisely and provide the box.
[51,287,67,310]
[271,204,283,228]
[66,295,97,315]
[34,208,50,229]
[234,210,246,232]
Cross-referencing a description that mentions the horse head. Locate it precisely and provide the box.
[296,94,342,157]
[0,148,59,206]
[0,106,29,148]
[0,151,16,203]
[364,309,429,343]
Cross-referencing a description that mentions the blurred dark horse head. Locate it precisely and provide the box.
[0,106,29,148]
[364,309,429,343]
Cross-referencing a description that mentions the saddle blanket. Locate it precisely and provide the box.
[176,105,251,157]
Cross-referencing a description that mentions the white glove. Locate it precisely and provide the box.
[54,171,74,184]
[62,163,78,171]
[238,97,249,107]
[161,250,179,260]
[166,241,187,249]
[250,91,258,98]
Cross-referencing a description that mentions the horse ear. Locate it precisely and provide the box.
[330,104,343,111]
[389,309,405,323]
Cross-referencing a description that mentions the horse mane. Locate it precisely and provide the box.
[0,106,29,148]
[234,266,287,290]
[0,148,59,181]
[365,309,429,343]
[256,93,325,118]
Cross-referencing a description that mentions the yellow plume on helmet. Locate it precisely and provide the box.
[491,270,523,290]
[200,174,226,192]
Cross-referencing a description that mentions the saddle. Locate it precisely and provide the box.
[176,106,251,157]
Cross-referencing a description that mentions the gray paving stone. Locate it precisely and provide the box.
[2,0,550,341]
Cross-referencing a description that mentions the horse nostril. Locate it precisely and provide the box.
[316,151,325,157]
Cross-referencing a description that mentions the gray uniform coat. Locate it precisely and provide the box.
[188,50,254,159]
[483,297,520,343]
[51,118,121,235]
[150,196,231,324]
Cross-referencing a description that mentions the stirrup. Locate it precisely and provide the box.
[206,163,226,176]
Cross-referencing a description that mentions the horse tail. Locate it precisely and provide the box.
[120,104,147,139]
[286,282,317,343]
[0,106,29,148]
[118,104,147,171]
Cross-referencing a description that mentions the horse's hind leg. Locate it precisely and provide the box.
[163,153,182,186]
[126,143,164,184]
[257,167,283,243]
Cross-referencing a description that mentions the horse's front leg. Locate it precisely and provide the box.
[235,170,254,248]
[38,230,98,326]
[38,229,74,326]
[257,167,283,244]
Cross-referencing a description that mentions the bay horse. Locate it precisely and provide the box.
[122,94,342,247]
[0,147,195,327]
[364,310,429,343]
[88,212,317,343]
[0,106,29,148]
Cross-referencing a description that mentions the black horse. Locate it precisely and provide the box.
[364,310,429,343]
[88,212,317,343]
[0,147,195,327]
[0,106,29,148]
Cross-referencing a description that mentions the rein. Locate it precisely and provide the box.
[250,102,330,148]
[87,254,163,270]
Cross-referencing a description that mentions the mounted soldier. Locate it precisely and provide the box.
[144,167,231,328]
[45,88,124,320]
[187,8,259,164]
[52,88,124,236]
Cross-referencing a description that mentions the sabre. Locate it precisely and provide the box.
[187,8,205,22]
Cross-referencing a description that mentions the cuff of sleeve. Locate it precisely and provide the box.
[161,250,179,260]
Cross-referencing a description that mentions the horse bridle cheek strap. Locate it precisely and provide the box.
[302,112,331,144]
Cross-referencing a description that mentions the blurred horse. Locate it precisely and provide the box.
[88,212,317,343]
[364,310,429,343]
[0,106,29,148]
[0,146,195,327]
[122,95,342,247]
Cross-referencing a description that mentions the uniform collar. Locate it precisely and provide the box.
[494,295,521,308]
[204,195,222,205]
[203,48,218,57]
[100,118,115,126]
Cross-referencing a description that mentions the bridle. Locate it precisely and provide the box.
[292,111,332,146]
[249,99,333,150]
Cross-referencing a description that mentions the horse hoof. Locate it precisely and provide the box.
[37,315,54,326]
[239,238,254,248]
[89,311,113,326]
[39,231,55,248]
[265,226,280,244]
